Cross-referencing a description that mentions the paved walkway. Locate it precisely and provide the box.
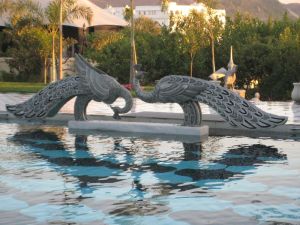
[1,93,299,124]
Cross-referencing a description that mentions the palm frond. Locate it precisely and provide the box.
[1,0,45,26]
[65,5,93,25]
[45,0,93,26]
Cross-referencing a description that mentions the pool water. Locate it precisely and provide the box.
[1,123,300,225]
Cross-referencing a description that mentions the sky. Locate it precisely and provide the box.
[279,0,300,4]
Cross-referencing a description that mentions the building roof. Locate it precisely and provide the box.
[51,0,127,27]
[1,0,127,28]
[90,0,195,8]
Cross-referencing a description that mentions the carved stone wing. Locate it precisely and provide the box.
[209,67,226,80]
[155,76,190,102]
[75,54,115,100]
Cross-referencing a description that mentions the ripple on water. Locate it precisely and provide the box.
[0,123,300,224]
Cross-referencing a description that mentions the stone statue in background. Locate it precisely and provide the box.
[251,92,261,102]
[6,54,133,121]
[209,46,237,90]
[224,46,237,90]
[133,65,287,129]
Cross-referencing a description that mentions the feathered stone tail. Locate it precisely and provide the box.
[196,83,287,129]
[6,76,88,119]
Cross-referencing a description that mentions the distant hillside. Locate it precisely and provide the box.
[285,3,300,18]
[217,0,296,20]
[90,0,194,8]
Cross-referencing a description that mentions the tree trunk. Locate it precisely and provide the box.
[129,0,137,85]
[190,54,194,77]
[44,58,47,84]
[59,0,63,80]
[211,37,215,73]
[52,34,57,82]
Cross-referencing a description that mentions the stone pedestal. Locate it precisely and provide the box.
[292,83,300,103]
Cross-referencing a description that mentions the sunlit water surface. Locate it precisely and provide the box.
[0,123,300,225]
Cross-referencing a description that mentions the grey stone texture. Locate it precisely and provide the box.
[6,54,133,120]
[133,65,287,129]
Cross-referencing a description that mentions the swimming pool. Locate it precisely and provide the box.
[1,123,300,224]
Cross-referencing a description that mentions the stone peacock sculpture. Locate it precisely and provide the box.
[133,65,287,129]
[6,54,133,121]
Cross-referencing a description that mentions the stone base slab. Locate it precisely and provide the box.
[69,120,209,142]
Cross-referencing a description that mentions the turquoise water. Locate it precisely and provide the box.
[0,123,300,225]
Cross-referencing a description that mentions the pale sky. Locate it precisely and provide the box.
[279,0,300,4]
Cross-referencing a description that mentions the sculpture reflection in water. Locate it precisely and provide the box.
[10,128,287,216]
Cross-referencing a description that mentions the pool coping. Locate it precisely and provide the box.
[0,111,299,139]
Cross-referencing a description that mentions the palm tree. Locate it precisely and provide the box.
[0,0,92,82]
[0,0,51,82]
[129,0,137,85]
[0,0,44,26]
[161,0,221,74]
[161,0,169,12]
[45,0,93,81]
[202,0,222,74]
[174,10,207,77]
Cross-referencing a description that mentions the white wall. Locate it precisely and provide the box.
[0,58,11,73]
[105,2,226,26]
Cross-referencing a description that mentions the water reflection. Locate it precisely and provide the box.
[9,128,287,216]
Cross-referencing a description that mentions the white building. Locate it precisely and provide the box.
[105,2,226,26]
